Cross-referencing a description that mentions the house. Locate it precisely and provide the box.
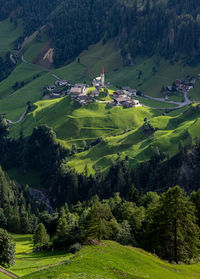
[45,85,56,91]
[74,84,86,93]
[113,90,127,97]
[70,87,83,98]
[121,86,137,96]
[90,89,99,97]
[55,80,69,87]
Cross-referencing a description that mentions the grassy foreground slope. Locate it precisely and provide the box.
[7,234,71,277]
[20,241,200,279]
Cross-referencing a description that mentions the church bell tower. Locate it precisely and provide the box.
[101,65,105,87]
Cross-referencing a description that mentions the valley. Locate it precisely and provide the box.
[1,1,200,278]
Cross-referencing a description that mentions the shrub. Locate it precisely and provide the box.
[69,243,82,254]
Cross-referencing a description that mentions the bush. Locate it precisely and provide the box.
[69,243,82,254]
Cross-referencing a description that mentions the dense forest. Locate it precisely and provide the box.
[1,0,200,65]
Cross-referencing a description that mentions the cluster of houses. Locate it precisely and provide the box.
[167,78,196,94]
[43,80,71,99]
[110,89,140,108]
[42,67,140,108]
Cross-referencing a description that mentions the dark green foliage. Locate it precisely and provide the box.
[144,186,200,263]
[0,53,15,82]
[69,243,82,254]
[85,200,118,241]
[33,223,50,250]
[0,228,15,267]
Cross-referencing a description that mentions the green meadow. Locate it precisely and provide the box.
[7,234,71,277]
[19,241,200,279]
[0,18,23,56]
[67,104,200,174]
[53,39,200,100]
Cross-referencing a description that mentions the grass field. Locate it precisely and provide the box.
[9,91,200,175]
[67,104,200,174]
[10,96,159,144]
[20,241,200,279]
[0,66,54,121]
[53,40,200,100]
[0,63,46,98]
[0,18,23,56]
[7,234,71,277]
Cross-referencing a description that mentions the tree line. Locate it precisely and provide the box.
[1,186,200,267]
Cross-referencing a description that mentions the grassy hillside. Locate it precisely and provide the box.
[10,96,159,146]
[0,66,54,121]
[6,234,71,277]
[0,18,23,56]
[10,93,200,175]
[53,39,200,100]
[10,96,158,142]
[67,104,200,174]
[20,241,200,279]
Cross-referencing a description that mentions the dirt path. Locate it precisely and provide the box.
[0,267,18,278]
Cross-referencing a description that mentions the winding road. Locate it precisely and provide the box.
[2,54,194,125]
[143,90,191,109]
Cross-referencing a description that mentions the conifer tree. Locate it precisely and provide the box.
[0,229,15,267]
[85,201,114,241]
[33,223,49,250]
[144,186,200,263]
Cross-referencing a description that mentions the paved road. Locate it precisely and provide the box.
[143,90,192,108]
[6,111,26,125]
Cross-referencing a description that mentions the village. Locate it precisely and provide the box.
[42,67,141,108]
[167,76,196,95]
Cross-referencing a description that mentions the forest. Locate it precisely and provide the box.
[1,0,200,65]
[1,116,200,266]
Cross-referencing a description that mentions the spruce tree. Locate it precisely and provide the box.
[85,201,113,241]
[0,229,15,267]
[33,223,49,250]
[144,186,200,263]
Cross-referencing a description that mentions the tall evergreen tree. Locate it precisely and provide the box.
[0,229,15,267]
[144,186,200,263]
[33,223,49,250]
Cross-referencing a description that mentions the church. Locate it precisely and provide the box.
[92,66,105,88]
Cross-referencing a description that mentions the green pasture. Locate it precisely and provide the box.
[7,234,71,277]
[20,241,200,279]
[0,18,23,56]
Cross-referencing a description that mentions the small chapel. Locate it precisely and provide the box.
[92,66,105,88]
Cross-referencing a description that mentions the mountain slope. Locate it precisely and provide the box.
[20,241,200,279]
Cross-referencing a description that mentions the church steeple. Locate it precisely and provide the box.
[101,65,105,87]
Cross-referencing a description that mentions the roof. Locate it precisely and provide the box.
[115,96,130,102]
[74,83,86,88]
[70,88,82,94]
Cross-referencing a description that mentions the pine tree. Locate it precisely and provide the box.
[144,186,200,263]
[0,229,15,267]
[85,201,113,241]
[33,223,49,250]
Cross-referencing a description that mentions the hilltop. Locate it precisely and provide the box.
[8,238,200,279]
